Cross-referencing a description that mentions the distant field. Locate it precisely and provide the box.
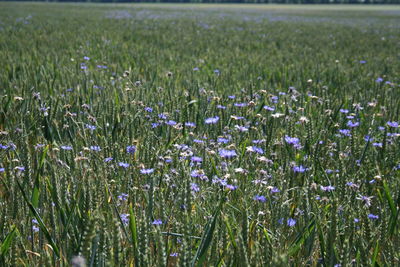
[0,3,399,266]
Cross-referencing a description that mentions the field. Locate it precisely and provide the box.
[0,2,400,266]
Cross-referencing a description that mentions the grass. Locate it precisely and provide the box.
[0,2,399,266]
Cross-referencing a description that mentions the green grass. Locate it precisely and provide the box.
[0,3,399,266]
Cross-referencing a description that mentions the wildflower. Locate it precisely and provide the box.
[368,214,379,220]
[234,103,247,107]
[225,184,237,190]
[216,105,226,109]
[356,195,373,207]
[205,116,219,124]
[293,165,308,173]
[375,77,383,83]
[170,252,179,257]
[0,168,4,172]
[387,121,399,128]
[253,195,266,203]
[83,56,90,61]
[152,219,163,225]
[287,218,297,227]
[263,105,275,111]
[144,107,153,112]
[190,156,202,163]
[339,109,349,114]
[118,162,129,168]
[285,136,300,146]
[166,120,177,126]
[218,149,237,159]
[61,145,73,150]
[90,146,101,151]
[15,166,25,172]
[104,157,113,162]
[372,142,383,148]
[126,145,136,154]
[235,125,248,132]
[339,129,351,137]
[140,168,154,174]
[190,183,200,192]
[120,213,129,225]
[217,137,230,144]
[347,121,359,128]
[320,185,335,192]
[246,146,264,154]
[118,193,129,201]
[185,122,196,127]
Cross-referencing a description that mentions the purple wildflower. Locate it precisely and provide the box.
[287,218,297,227]
[368,214,379,220]
[253,195,267,203]
[205,116,219,124]
[293,165,308,173]
[140,168,154,174]
[387,121,399,128]
[218,149,237,159]
[90,146,101,151]
[118,162,129,168]
[126,145,136,154]
[152,219,163,225]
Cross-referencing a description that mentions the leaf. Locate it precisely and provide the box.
[31,145,49,208]
[0,226,17,257]
[129,205,139,267]
[288,218,316,257]
[191,201,222,267]
[16,179,60,258]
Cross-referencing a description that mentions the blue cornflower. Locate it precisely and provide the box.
[287,218,297,227]
[263,105,275,111]
[118,162,129,169]
[253,195,267,203]
[104,157,113,162]
[217,137,230,144]
[83,56,90,61]
[126,145,136,154]
[190,156,203,163]
[60,145,72,150]
[247,146,264,154]
[368,214,379,220]
[219,149,237,159]
[166,120,177,126]
[120,213,129,225]
[293,165,308,173]
[234,103,247,107]
[387,121,399,128]
[205,116,219,124]
[320,185,335,192]
[0,168,4,172]
[190,183,200,192]
[339,109,349,114]
[118,193,129,201]
[285,136,300,145]
[15,166,25,172]
[375,77,383,83]
[152,219,163,225]
[339,129,351,137]
[144,107,153,112]
[140,168,154,174]
[347,121,359,128]
[90,146,101,151]
[185,122,196,127]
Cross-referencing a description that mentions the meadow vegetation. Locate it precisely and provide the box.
[0,3,399,266]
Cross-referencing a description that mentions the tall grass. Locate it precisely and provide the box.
[0,3,399,266]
